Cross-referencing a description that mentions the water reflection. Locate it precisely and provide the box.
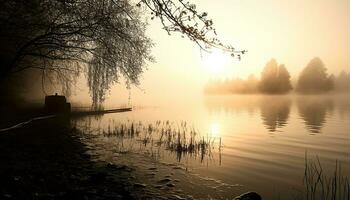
[204,95,260,116]
[297,96,334,133]
[260,96,291,132]
[209,122,221,137]
[204,95,350,133]
[74,119,221,163]
[336,96,350,120]
[73,94,350,200]
[205,95,292,132]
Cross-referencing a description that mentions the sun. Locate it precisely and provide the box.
[201,50,231,77]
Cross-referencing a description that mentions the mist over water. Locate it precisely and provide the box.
[75,94,350,199]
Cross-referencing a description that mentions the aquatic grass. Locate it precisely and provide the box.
[96,120,221,162]
[102,121,141,138]
[303,153,350,200]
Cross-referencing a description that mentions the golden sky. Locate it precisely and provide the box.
[73,0,350,106]
[149,0,350,77]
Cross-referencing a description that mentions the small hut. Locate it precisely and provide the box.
[44,93,71,114]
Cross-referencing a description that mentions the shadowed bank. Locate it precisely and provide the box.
[0,116,142,199]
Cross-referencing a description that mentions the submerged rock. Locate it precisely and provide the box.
[234,192,262,200]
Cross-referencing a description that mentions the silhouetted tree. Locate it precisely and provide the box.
[204,74,258,94]
[335,70,350,92]
[0,0,244,106]
[258,59,292,94]
[296,57,334,94]
[0,0,153,106]
[246,74,259,93]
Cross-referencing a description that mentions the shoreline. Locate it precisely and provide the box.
[0,115,262,200]
[0,117,141,199]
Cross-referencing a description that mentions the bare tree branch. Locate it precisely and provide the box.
[0,0,243,106]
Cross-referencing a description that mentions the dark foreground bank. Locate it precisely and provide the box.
[0,116,142,200]
[0,115,262,200]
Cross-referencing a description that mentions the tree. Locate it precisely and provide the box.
[296,57,334,94]
[245,74,259,93]
[0,0,244,106]
[1,0,153,105]
[335,70,350,92]
[258,59,292,94]
[204,74,258,94]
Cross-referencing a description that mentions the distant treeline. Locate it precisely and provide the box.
[205,57,350,94]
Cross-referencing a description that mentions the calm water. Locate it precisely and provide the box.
[75,94,350,199]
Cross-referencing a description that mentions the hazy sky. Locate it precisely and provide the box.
[147,0,350,77]
[73,0,350,106]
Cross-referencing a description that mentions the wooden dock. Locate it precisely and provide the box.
[71,107,132,117]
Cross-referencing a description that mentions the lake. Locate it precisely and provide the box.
[74,94,350,199]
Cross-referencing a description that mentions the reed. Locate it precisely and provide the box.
[99,120,220,162]
[303,153,350,200]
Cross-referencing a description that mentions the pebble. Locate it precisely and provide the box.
[133,183,147,188]
[166,183,175,187]
[146,172,156,176]
[158,178,172,183]
[172,194,186,200]
[153,184,163,189]
[234,192,262,200]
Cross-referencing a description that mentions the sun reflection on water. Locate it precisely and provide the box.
[209,122,221,138]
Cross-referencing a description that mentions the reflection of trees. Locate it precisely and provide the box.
[260,96,291,132]
[204,95,260,116]
[297,96,334,134]
[204,95,292,132]
[337,96,350,119]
